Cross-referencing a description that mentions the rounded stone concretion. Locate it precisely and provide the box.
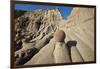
[53,30,65,42]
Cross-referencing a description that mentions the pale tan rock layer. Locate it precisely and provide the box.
[14,7,95,65]
[63,7,95,62]
[25,30,71,65]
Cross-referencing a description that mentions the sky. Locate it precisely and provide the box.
[15,3,73,19]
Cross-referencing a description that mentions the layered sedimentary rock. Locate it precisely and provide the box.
[14,7,95,66]
[63,7,95,62]
[25,30,71,65]
[14,8,62,50]
[15,8,62,33]
[14,8,63,65]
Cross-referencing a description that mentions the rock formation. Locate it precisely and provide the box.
[14,7,95,66]
[63,7,95,62]
[25,30,71,65]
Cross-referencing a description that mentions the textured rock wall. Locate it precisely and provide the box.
[14,7,95,65]
[15,8,62,33]
[14,8,63,65]
[63,7,95,62]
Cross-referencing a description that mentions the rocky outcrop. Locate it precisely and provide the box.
[63,7,95,62]
[15,8,62,33]
[14,8,62,50]
[14,8,63,65]
[25,30,71,65]
[14,7,95,66]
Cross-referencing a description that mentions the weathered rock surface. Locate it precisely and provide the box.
[63,7,95,62]
[14,7,95,66]
[25,30,71,65]
[14,8,62,65]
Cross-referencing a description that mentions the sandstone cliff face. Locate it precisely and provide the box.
[14,8,63,65]
[14,7,95,65]
[15,8,62,34]
[14,8,62,50]
[63,7,95,62]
